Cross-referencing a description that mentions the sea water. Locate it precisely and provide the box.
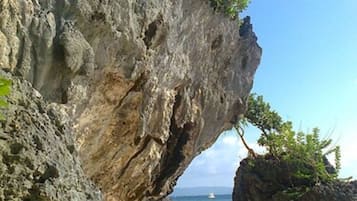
[170,194,231,201]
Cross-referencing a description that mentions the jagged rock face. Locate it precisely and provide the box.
[0,0,261,201]
[233,157,357,201]
[0,72,102,201]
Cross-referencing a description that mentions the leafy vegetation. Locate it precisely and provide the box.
[209,0,251,19]
[236,94,341,184]
[0,77,11,119]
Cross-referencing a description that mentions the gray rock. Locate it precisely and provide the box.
[0,71,102,201]
[0,1,261,200]
[233,156,357,201]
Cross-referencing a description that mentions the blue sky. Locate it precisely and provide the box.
[176,0,357,188]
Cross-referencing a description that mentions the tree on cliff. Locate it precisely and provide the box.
[235,94,341,184]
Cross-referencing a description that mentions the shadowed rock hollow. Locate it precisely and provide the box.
[0,0,261,200]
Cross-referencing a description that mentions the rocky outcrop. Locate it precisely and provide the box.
[233,156,357,201]
[0,72,102,201]
[0,0,261,200]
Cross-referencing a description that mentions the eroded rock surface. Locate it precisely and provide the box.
[233,156,357,201]
[0,72,102,201]
[0,0,261,200]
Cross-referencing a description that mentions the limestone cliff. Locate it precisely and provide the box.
[0,0,261,200]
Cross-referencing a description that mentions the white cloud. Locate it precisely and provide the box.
[249,143,267,155]
[203,148,219,159]
[222,135,239,146]
[176,129,269,188]
[338,137,357,178]
[340,141,357,167]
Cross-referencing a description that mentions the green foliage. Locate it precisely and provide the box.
[334,146,341,175]
[245,94,283,133]
[209,0,251,19]
[240,94,342,184]
[0,77,11,119]
[274,186,310,200]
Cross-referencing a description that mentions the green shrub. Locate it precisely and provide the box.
[209,0,251,19]
[238,94,341,184]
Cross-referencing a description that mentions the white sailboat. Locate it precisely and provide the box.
[208,192,216,199]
